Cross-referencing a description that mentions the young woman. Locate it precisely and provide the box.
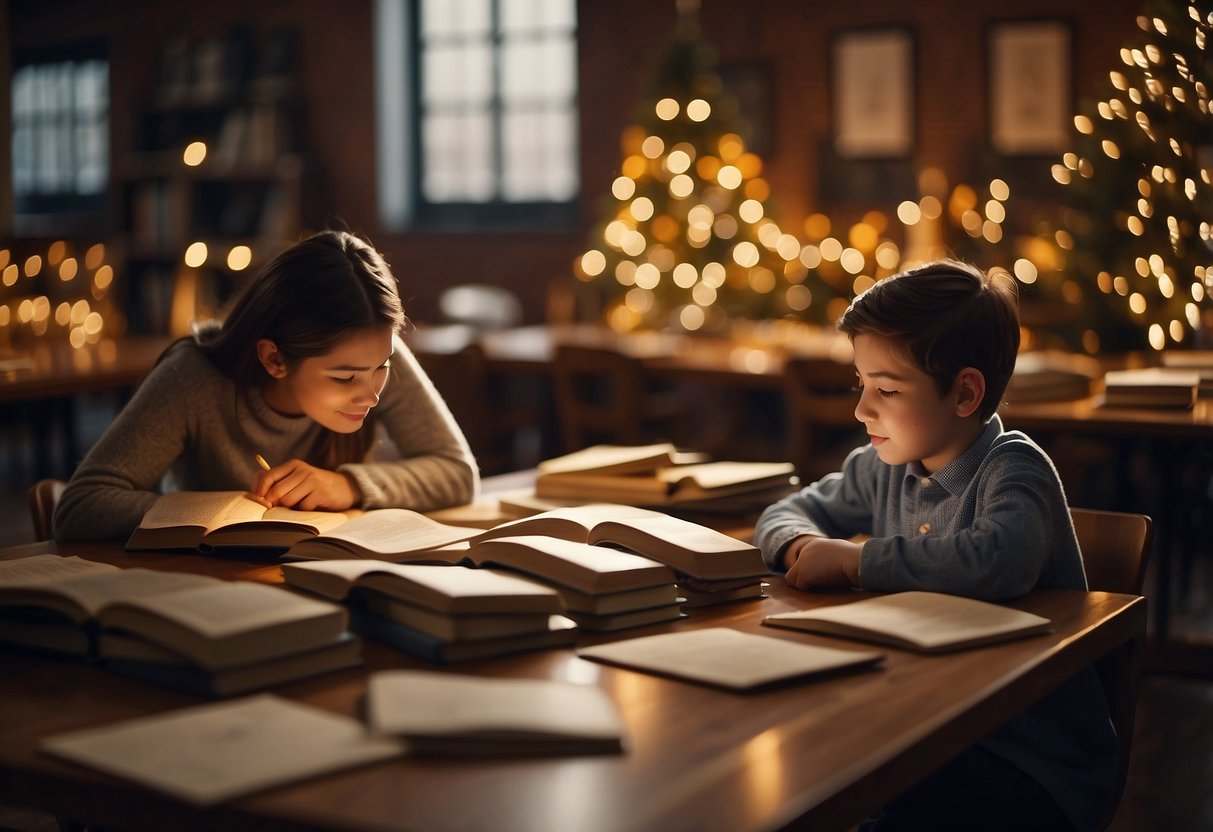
[54,230,478,540]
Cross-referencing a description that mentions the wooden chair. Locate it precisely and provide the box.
[27,478,67,541]
[414,341,542,476]
[783,356,866,482]
[1070,506,1153,830]
[551,344,689,454]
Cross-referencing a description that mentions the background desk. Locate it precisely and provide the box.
[0,540,1143,832]
[0,336,172,481]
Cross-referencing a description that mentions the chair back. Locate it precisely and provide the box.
[1069,506,1152,830]
[1071,507,1152,594]
[27,478,67,541]
[552,345,649,453]
[783,356,866,481]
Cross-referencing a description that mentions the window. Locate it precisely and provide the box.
[11,45,109,230]
[375,0,579,229]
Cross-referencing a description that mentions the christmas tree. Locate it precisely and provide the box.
[1040,0,1212,352]
[573,5,848,333]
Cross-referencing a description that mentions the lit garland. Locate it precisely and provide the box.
[0,240,119,349]
[1044,1,1213,351]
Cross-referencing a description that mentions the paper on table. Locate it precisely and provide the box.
[41,694,402,804]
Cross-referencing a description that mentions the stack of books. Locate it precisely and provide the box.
[1005,350,1101,403]
[531,444,798,510]
[1101,367,1200,408]
[445,534,685,632]
[0,555,360,696]
[473,504,771,610]
[279,560,579,662]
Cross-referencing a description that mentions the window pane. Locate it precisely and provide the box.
[502,37,575,101]
[502,107,577,201]
[423,111,494,202]
[423,42,493,105]
[501,0,576,34]
[422,0,491,38]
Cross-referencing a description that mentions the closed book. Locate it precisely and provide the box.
[555,583,683,615]
[366,670,625,755]
[578,627,883,690]
[358,591,555,642]
[40,694,402,805]
[762,591,1053,653]
[1101,368,1199,408]
[100,631,363,697]
[351,607,577,664]
[564,604,685,633]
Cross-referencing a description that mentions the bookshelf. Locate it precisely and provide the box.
[116,27,315,335]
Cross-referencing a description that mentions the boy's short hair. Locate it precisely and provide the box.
[838,259,1020,421]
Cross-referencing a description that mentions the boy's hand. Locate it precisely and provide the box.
[784,536,862,590]
[251,459,361,511]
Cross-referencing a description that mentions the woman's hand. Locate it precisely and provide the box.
[251,458,362,511]
[783,535,862,590]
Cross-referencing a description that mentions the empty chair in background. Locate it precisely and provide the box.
[782,356,866,482]
[551,344,690,454]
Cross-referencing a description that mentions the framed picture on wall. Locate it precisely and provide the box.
[831,27,915,159]
[988,20,1072,156]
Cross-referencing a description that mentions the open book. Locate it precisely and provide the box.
[41,694,402,805]
[126,491,362,551]
[473,504,769,582]
[762,591,1053,653]
[577,627,883,690]
[279,509,483,562]
[366,670,625,755]
[0,554,358,693]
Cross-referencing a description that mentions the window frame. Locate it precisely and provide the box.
[10,40,110,235]
[376,0,579,232]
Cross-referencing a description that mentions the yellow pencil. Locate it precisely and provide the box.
[255,454,271,471]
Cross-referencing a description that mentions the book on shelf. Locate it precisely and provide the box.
[1101,367,1200,408]
[577,627,883,691]
[350,607,578,664]
[99,631,363,698]
[366,670,626,756]
[535,459,797,507]
[41,694,402,806]
[473,504,770,582]
[125,490,363,552]
[278,508,482,561]
[1005,350,1101,403]
[762,591,1053,653]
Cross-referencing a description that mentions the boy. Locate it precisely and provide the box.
[756,260,1115,832]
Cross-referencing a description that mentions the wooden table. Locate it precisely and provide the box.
[0,539,1144,832]
[408,324,1212,658]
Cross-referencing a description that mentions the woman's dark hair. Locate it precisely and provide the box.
[838,259,1020,421]
[193,229,407,465]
